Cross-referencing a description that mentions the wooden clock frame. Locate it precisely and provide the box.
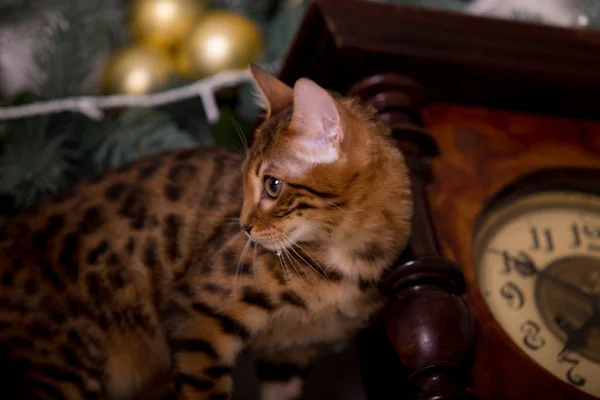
[276,1,600,399]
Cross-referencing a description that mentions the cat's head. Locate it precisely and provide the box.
[239,65,411,273]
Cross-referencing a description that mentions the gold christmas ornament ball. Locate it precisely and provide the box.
[176,10,264,78]
[129,0,207,48]
[101,44,174,95]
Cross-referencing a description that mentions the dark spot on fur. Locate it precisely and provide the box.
[117,162,134,174]
[59,232,80,282]
[40,257,66,291]
[107,252,120,267]
[326,269,344,282]
[0,297,28,314]
[12,258,23,271]
[170,338,218,359]
[280,290,307,309]
[67,330,84,347]
[119,187,148,230]
[191,301,250,340]
[208,394,229,400]
[8,336,33,348]
[355,242,388,263]
[204,365,231,379]
[286,181,338,200]
[359,278,375,291]
[224,253,252,276]
[175,282,194,298]
[51,311,66,324]
[125,237,135,254]
[348,172,360,185]
[176,374,214,392]
[256,360,309,381]
[79,206,104,234]
[148,215,159,227]
[129,306,155,334]
[239,262,252,275]
[165,184,182,201]
[87,240,108,264]
[67,299,92,319]
[222,250,235,271]
[32,214,65,251]
[24,279,38,295]
[86,273,109,306]
[60,345,99,378]
[164,214,183,262]
[266,258,286,285]
[241,287,275,311]
[144,239,164,309]
[105,252,126,288]
[201,283,231,296]
[168,163,198,185]
[163,300,189,320]
[108,269,126,289]
[1,272,14,286]
[174,148,197,161]
[37,363,86,390]
[98,313,110,331]
[138,160,162,180]
[382,210,395,224]
[105,182,125,201]
[28,321,54,340]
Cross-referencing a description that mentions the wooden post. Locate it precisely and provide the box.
[350,74,480,400]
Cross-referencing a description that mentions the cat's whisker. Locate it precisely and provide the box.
[320,221,337,231]
[230,116,249,156]
[215,221,242,228]
[277,233,329,281]
[325,201,344,212]
[252,241,258,286]
[271,227,328,275]
[234,238,252,289]
[209,231,243,264]
[270,234,291,283]
[197,211,240,219]
[281,245,306,284]
[277,243,292,284]
[223,160,245,170]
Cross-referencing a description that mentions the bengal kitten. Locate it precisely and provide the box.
[0,65,412,400]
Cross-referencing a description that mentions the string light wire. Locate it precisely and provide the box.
[0,68,254,123]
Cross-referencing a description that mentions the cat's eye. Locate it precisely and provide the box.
[264,176,283,198]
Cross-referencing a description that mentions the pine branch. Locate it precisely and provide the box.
[83,108,198,172]
[0,114,77,208]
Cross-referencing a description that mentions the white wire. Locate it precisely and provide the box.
[0,68,253,123]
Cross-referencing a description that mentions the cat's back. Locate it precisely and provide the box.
[0,145,244,398]
[0,145,244,308]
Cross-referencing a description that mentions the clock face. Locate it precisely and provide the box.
[473,191,600,398]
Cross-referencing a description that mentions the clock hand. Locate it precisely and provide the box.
[538,269,596,302]
[556,296,600,353]
[489,249,595,301]
[488,248,596,300]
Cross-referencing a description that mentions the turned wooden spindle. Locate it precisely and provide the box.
[349,74,480,400]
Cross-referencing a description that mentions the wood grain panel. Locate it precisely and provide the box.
[422,103,600,400]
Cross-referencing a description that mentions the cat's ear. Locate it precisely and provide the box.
[289,78,342,165]
[249,63,293,118]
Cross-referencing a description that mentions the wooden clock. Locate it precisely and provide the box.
[276,1,600,399]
